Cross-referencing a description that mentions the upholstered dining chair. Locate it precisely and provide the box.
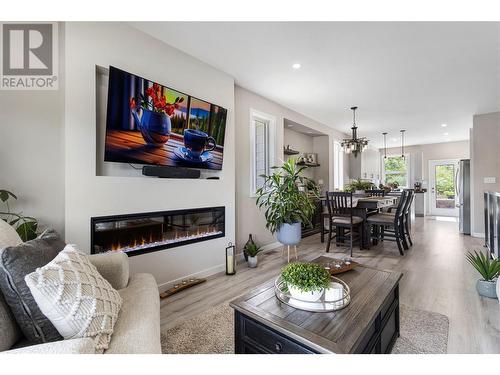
[325,191,364,257]
[366,189,409,255]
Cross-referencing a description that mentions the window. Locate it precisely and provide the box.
[383,155,410,188]
[250,109,276,196]
[333,141,344,189]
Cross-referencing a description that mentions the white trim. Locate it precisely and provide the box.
[157,263,225,293]
[428,158,460,217]
[249,108,276,197]
[472,232,485,239]
[382,153,411,188]
[333,140,344,190]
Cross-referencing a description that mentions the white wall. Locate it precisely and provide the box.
[234,85,347,250]
[0,25,65,235]
[383,140,469,214]
[471,112,500,236]
[64,22,235,290]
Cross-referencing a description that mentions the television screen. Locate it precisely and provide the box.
[105,66,227,170]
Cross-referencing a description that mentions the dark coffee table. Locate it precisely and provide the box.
[230,256,402,354]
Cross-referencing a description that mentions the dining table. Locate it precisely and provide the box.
[320,196,398,249]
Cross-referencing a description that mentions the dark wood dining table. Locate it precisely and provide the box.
[320,196,397,249]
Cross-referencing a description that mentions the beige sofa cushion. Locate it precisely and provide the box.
[89,252,129,290]
[5,337,96,354]
[105,273,160,354]
[0,219,22,351]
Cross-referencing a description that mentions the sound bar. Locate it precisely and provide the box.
[142,165,201,179]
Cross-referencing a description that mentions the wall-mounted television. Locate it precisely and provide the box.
[104,66,227,171]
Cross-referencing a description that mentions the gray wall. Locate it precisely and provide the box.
[471,112,500,236]
[63,22,235,291]
[0,24,65,235]
[234,85,347,251]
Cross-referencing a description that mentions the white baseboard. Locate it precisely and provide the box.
[157,263,225,293]
[472,232,485,239]
[157,242,282,293]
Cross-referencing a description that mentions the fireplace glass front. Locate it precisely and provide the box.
[91,207,225,256]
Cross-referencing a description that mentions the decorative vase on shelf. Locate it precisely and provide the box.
[243,234,255,262]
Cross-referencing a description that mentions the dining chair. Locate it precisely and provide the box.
[325,191,364,257]
[366,189,409,255]
[379,189,415,249]
[365,189,386,197]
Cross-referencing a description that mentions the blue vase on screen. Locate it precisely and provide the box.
[131,108,171,146]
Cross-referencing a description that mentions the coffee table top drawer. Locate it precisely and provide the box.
[242,315,315,354]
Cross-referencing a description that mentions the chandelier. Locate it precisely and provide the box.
[341,106,369,157]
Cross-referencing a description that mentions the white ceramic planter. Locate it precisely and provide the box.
[276,222,302,246]
[247,256,258,268]
[288,285,324,302]
[477,279,497,299]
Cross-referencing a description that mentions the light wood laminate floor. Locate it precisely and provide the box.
[160,217,500,353]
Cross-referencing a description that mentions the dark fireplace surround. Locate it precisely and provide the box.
[91,206,225,257]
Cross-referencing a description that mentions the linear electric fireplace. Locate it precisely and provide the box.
[91,207,225,257]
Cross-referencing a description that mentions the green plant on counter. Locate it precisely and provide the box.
[0,189,38,242]
[255,158,319,234]
[466,250,500,281]
[281,262,331,292]
[245,243,262,257]
[344,179,375,193]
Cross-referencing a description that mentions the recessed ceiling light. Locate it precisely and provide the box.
[445,138,451,142]
[443,132,449,136]
[307,131,313,134]
[441,124,447,127]
[288,124,294,127]
[292,63,301,70]
[391,138,397,142]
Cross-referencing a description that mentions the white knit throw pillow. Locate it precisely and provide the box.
[25,244,123,353]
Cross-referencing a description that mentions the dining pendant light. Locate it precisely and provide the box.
[341,106,369,157]
[400,129,406,159]
[382,132,388,159]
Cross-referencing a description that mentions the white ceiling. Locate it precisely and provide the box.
[131,22,500,148]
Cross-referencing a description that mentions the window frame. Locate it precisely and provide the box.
[249,109,276,197]
[382,153,411,188]
[333,140,344,190]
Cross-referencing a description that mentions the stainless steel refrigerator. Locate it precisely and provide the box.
[457,159,471,234]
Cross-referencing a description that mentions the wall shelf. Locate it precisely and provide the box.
[297,162,321,167]
[284,147,300,155]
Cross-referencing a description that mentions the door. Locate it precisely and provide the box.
[429,159,460,217]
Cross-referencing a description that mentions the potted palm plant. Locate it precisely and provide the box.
[255,158,319,247]
[281,262,331,302]
[245,243,262,268]
[466,250,500,298]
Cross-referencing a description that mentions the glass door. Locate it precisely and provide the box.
[429,159,460,217]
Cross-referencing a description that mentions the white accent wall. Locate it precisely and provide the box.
[64,23,235,290]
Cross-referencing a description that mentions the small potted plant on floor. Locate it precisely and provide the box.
[466,250,500,298]
[245,243,262,268]
[255,158,318,248]
[281,262,331,302]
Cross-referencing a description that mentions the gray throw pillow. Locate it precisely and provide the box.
[0,229,65,344]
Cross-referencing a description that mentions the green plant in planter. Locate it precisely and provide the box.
[0,189,38,242]
[255,158,319,234]
[344,179,375,193]
[281,262,331,292]
[245,243,262,257]
[466,250,500,281]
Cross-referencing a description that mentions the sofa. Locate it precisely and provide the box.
[0,220,161,354]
